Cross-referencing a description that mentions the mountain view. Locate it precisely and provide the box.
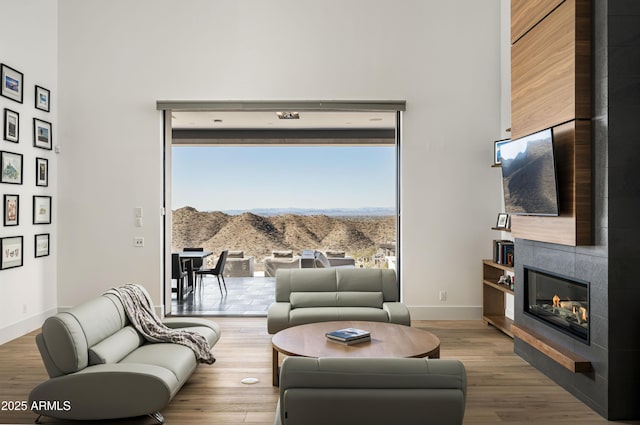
[172,206,396,270]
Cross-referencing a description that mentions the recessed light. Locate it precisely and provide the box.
[276,112,300,120]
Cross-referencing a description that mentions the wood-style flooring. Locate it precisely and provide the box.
[1,318,637,424]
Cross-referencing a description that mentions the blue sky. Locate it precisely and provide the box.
[171,146,395,211]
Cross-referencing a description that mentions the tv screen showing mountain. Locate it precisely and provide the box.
[501,128,559,216]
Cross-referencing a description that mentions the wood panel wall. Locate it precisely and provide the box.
[509,0,591,246]
[511,0,591,139]
[511,0,564,43]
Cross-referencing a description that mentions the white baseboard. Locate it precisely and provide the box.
[0,308,58,346]
[408,305,482,320]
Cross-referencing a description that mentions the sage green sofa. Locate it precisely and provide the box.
[274,357,467,425]
[29,287,221,423]
[267,268,410,334]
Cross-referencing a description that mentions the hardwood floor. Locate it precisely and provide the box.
[1,319,637,424]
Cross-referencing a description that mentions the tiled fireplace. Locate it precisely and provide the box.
[524,267,589,344]
[512,1,640,420]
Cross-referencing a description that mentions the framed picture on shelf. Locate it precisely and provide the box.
[33,195,52,224]
[1,64,24,104]
[33,118,52,150]
[0,236,23,270]
[496,213,509,229]
[35,85,50,112]
[35,157,48,187]
[35,233,50,258]
[493,139,510,165]
[4,109,19,142]
[1,151,23,184]
[3,194,19,226]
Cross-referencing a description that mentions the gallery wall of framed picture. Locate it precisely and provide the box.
[1,61,54,270]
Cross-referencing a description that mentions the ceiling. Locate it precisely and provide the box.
[171,111,396,130]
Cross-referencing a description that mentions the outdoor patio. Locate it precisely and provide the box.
[170,275,275,316]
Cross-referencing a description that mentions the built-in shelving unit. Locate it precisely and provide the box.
[482,259,514,338]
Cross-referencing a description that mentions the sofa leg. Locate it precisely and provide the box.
[149,411,164,424]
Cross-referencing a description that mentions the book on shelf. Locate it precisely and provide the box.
[326,335,372,345]
[325,327,370,342]
[492,239,514,267]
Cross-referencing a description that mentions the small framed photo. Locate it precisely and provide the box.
[4,109,19,142]
[1,151,23,184]
[494,139,510,165]
[33,195,52,224]
[36,157,48,187]
[35,85,50,112]
[496,213,509,229]
[1,236,23,270]
[35,233,50,258]
[1,64,24,104]
[3,194,19,226]
[33,118,52,150]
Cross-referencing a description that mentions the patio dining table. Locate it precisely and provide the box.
[174,250,213,297]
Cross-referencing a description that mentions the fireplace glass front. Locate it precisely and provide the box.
[524,266,589,344]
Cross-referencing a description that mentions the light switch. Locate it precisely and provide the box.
[135,207,143,218]
[136,217,143,227]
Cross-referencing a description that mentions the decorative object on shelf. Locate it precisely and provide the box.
[496,213,509,229]
[33,118,52,150]
[1,64,24,104]
[1,150,23,184]
[3,194,19,226]
[35,157,48,187]
[35,85,50,112]
[3,109,19,142]
[34,233,50,258]
[493,139,510,165]
[33,195,52,224]
[0,236,23,270]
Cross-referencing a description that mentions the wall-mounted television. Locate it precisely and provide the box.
[501,128,559,216]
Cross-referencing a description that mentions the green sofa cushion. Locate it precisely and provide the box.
[290,292,383,308]
[88,326,144,365]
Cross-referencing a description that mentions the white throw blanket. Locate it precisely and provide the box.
[104,284,216,364]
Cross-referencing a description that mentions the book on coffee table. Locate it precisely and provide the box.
[327,335,371,345]
[325,327,371,343]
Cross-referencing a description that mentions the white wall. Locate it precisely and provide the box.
[0,0,58,344]
[56,0,503,318]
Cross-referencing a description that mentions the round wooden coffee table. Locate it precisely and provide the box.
[271,321,440,386]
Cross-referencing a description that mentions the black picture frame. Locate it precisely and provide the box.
[0,64,24,104]
[0,236,23,270]
[33,195,52,224]
[3,194,19,226]
[1,150,23,185]
[35,157,48,187]
[35,85,50,112]
[496,213,509,229]
[35,233,50,258]
[3,108,19,143]
[33,118,52,150]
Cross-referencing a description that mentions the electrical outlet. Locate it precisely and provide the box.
[439,290,447,301]
[134,237,144,247]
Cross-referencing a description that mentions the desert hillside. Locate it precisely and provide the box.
[172,207,395,269]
